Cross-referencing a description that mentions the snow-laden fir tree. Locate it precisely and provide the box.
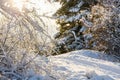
[53,0,98,54]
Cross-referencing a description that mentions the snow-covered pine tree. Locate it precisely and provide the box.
[53,0,98,54]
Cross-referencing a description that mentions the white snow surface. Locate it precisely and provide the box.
[48,50,120,80]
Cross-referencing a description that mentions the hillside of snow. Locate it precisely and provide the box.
[48,50,120,80]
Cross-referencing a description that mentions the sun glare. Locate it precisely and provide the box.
[13,0,24,12]
[11,0,60,15]
[12,0,50,13]
[31,0,61,16]
[29,0,51,14]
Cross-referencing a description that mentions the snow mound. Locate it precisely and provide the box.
[49,50,120,80]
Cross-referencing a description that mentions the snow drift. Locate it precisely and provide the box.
[49,50,120,80]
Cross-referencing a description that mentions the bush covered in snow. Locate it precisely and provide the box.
[0,0,55,79]
[87,0,120,57]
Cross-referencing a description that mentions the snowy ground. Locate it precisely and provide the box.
[48,50,120,80]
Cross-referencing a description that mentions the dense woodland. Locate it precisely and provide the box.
[53,0,120,58]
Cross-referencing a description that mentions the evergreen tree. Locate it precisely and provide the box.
[53,0,98,54]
